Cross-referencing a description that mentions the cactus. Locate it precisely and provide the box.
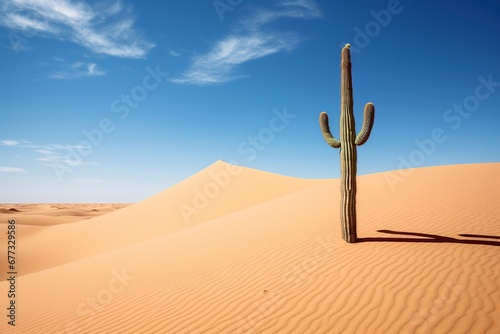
[319,43,375,243]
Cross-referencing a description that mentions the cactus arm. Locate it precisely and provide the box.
[319,112,341,148]
[355,102,375,146]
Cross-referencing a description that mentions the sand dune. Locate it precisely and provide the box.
[1,162,499,333]
[11,160,323,276]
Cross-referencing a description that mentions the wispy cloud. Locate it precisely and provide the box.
[37,152,96,167]
[35,145,97,167]
[168,50,180,57]
[1,139,25,146]
[172,33,298,85]
[0,167,26,173]
[48,60,106,79]
[171,0,322,85]
[0,0,154,58]
[1,139,97,169]
[242,0,322,30]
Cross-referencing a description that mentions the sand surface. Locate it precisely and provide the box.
[0,161,499,333]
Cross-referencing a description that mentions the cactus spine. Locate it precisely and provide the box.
[319,43,375,243]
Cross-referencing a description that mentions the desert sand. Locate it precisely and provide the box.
[0,160,499,333]
[0,203,130,226]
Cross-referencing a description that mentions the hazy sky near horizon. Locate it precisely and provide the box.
[1,0,499,202]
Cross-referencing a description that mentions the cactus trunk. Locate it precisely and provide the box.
[319,44,375,244]
[339,46,357,243]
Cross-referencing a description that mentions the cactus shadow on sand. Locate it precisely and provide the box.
[358,230,500,247]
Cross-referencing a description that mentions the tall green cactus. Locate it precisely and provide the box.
[319,43,375,243]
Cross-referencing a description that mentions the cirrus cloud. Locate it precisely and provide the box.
[0,0,154,58]
[171,0,322,86]
[0,167,26,173]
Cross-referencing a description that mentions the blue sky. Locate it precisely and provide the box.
[1,0,499,202]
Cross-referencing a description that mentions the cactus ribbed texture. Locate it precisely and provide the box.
[319,43,375,243]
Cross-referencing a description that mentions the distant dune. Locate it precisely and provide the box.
[1,161,499,333]
[0,203,130,225]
